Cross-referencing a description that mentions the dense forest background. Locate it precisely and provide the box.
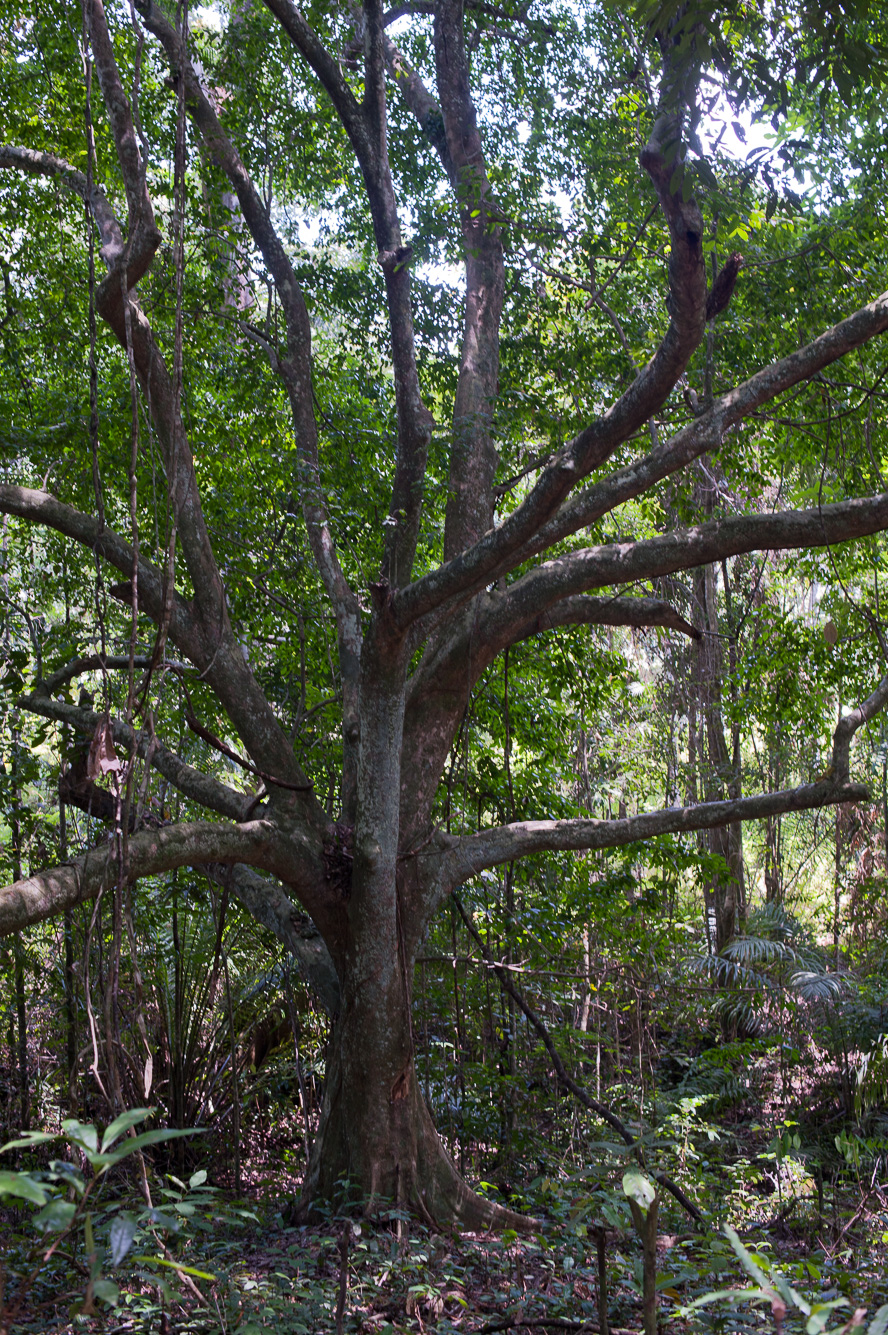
[4,0,888,1329]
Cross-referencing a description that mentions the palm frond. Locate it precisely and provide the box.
[790,970,848,1003]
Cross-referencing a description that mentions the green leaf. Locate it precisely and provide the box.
[101,1107,154,1153]
[90,1127,202,1171]
[133,1255,216,1280]
[680,1286,775,1315]
[0,1170,49,1205]
[724,1226,772,1289]
[61,1119,98,1153]
[109,1213,139,1266]
[807,1301,851,1334]
[33,1198,77,1231]
[1,1132,57,1153]
[622,1168,656,1212]
[869,1306,888,1335]
[92,1279,120,1306]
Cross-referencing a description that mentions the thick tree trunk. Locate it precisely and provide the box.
[299,915,533,1231]
[295,624,533,1231]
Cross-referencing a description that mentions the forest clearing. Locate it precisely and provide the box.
[4,0,888,1328]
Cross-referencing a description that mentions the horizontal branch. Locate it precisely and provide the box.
[39,652,192,696]
[500,489,888,615]
[0,144,123,261]
[443,780,869,885]
[508,593,700,647]
[0,819,281,937]
[399,594,699,848]
[20,694,255,823]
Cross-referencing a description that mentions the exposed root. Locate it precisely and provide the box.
[290,1054,540,1233]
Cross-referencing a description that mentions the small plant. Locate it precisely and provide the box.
[682,1224,888,1334]
[0,1108,215,1329]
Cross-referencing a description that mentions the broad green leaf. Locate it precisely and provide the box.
[109,1213,139,1266]
[807,1301,851,1334]
[114,1127,201,1157]
[622,1168,656,1212]
[1,1132,57,1153]
[0,1170,49,1205]
[101,1108,154,1153]
[92,1279,120,1306]
[61,1119,98,1153]
[90,1127,202,1171]
[869,1307,888,1335]
[33,1198,77,1231]
[680,1286,775,1315]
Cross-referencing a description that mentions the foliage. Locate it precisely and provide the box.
[684,1225,888,1335]
[5,0,888,1288]
[0,1110,228,1327]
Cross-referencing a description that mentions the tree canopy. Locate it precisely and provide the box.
[2,0,888,1230]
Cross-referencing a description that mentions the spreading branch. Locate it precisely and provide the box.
[831,673,888,782]
[38,653,192,696]
[391,87,708,624]
[20,693,256,824]
[140,0,364,808]
[398,595,698,849]
[84,0,161,290]
[495,594,700,659]
[0,138,318,807]
[0,485,200,659]
[511,286,888,566]
[500,489,888,610]
[382,33,454,177]
[257,0,434,589]
[435,0,506,558]
[443,779,869,887]
[0,820,283,937]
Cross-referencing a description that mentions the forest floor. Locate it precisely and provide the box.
[3,1150,888,1335]
[4,1030,888,1333]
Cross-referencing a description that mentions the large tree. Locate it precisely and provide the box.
[2,0,888,1227]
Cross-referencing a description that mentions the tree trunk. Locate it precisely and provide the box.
[299,880,532,1230]
[693,548,745,953]
[296,627,533,1230]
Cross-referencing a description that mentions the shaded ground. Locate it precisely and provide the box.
[3,1158,888,1334]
